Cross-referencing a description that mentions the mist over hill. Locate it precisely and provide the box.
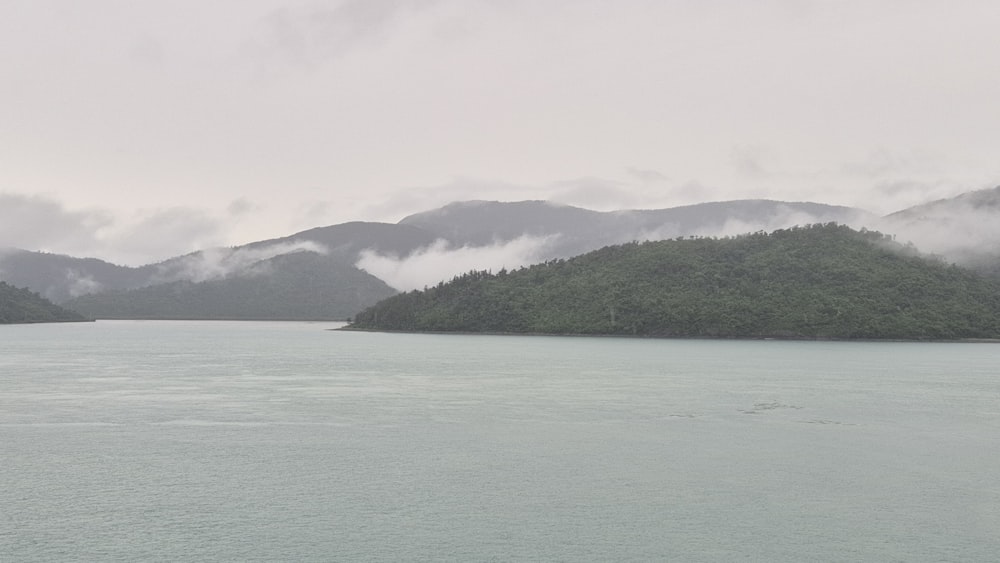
[371,190,1000,290]
[879,186,1000,276]
[3,189,999,321]
[59,223,431,320]
[399,199,870,254]
[369,199,873,290]
[0,248,153,303]
[66,251,395,321]
[0,281,89,324]
[349,224,1000,340]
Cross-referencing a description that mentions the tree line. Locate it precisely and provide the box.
[349,224,1000,340]
[0,281,88,324]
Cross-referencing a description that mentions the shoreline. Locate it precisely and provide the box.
[336,326,1000,343]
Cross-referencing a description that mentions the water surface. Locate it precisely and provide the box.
[2,320,998,561]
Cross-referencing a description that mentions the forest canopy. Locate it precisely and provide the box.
[348,224,1000,340]
[0,282,89,324]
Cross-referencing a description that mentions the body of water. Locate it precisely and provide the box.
[2,320,998,561]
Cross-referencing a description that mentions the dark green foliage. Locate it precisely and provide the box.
[0,281,89,323]
[349,224,1000,340]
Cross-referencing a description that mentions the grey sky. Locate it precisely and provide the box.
[2,0,999,265]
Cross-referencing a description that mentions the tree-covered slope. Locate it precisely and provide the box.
[65,252,396,321]
[55,222,439,320]
[348,224,1000,340]
[0,248,153,302]
[0,281,89,324]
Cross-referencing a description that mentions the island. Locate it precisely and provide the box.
[346,224,1000,340]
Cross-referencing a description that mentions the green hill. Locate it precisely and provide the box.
[348,224,1000,340]
[0,281,89,324]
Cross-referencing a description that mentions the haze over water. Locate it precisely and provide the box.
[2,321,998,561]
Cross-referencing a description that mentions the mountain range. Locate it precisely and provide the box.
[1,187,998,320]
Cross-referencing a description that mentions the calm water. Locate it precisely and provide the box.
[1,320,998,562]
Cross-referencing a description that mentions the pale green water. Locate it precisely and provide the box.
[1,320,999,562]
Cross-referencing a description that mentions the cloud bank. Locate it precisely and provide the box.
[879,198,1000,264]
[356,235,554,291]
[155,240,329,284]
[0,192,260,266]
[0,193,111,256]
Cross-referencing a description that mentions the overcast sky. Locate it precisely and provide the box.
[2,0,999,265]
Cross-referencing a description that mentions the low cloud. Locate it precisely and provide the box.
[622,205,871,244]
[64,269,103,298]
[0,193,257,266]
[155,240,329,283]
[549,176,640,210]
[0,193,111,256]
[878,194,1000,263]
[362,177,541,222]
[356,235,554,291]
[103,207,226,266]
[869,180,967,213]
[698,207,869,240]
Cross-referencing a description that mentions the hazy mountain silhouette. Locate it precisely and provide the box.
[66,251,395,321]
[399,199,873,259]
[880,186,1000,275]
[3,191,998,321]
[59,222,437,320]
[0,249,153,302]
[886,186,1000,220]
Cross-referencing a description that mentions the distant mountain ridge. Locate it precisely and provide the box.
[0,248,153,303]
[879,186,1000,276]
[2,189,998,320]
[66,251,395,321]
[885,186,1000,220]
[399,199,872,260]
[60,222,432,321]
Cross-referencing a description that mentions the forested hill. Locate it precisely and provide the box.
[65,252,395,321]
[0,282,89,324]
[347,224,1000,340]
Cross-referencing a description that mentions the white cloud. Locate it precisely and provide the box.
[0,192,259,266]
[356,235,554,291]
[695,207,868,241]
[0,193,111,256]
[64,270,103,298]
[103,207,226,266]
[2,1,1000,258]
[878,197,1000,262]
[155,240,329,283]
